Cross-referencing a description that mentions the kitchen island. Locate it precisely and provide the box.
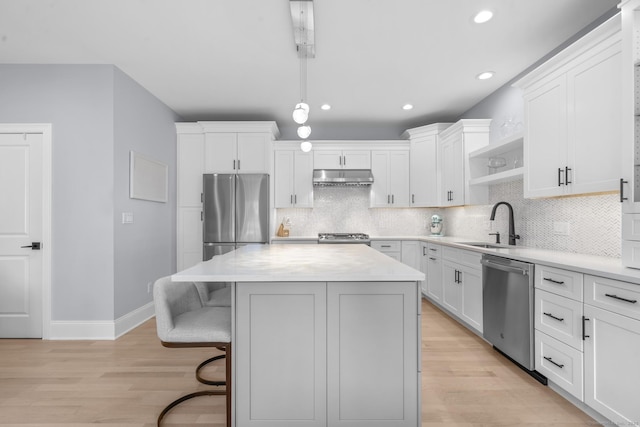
[172,244,425,427]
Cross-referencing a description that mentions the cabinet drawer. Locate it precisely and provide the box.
[535,265,583,301]
[535,289,583,351]
[371,240,401,252]
[443,247,481,268]
[535,330,584,401]
[585,275,640,321]
[426,243,441,258]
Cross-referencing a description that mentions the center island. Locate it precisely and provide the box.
[172,243,425,427]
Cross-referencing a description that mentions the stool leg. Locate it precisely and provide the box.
[196,353,226,386]
[157,389,225,426]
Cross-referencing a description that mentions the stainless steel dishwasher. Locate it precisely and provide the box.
[482,254,543,381]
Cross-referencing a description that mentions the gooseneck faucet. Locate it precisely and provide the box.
[489,201,520,245]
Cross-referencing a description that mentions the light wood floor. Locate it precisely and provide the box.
[0,299,598,426]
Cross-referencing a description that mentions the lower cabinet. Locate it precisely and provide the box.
[424,244,442,302]
[371,240,402,261]
[441,247,483,333]
[235,281,419,427]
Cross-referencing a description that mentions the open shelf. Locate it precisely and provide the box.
[469,131,524,159]
[469,167,524,186]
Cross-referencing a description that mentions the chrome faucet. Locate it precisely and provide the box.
[489,201,520,245]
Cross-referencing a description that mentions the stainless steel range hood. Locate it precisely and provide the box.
[313,169,374,186]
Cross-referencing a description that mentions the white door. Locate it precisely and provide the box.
[237,133,268,173]
[204,132,237,173]
[388,151,410,207]
[293,150,314,208]
[0,132,43,338]
[274,150,294,208]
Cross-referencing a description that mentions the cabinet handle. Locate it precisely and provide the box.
[381,245,391,248]
[343,155,346,166]
[294,194,297,204]
[543,277,564,285]
[429,257,437,261]
[543,312,564,322]
[423,247,427,256]
[605,293,637,304]
[543,356,565,369]
[201,211,203,221]
[290,194,293,204]
[412,194,415,204]
[339,156,342,166]
[387,194,390,204]
[233,159,236,170]
[582,316,590,340]
[558,168,564,186]
[237,159,240,170]
[429,248,437,252]
[621,178,629,202]
[565,166,571,184]
[392,194,395,204]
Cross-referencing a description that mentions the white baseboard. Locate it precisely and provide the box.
[48,302,155,340]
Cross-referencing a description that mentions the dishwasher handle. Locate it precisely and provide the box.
[481,258,529,276]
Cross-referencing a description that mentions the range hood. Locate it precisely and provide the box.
[313,169,374,186]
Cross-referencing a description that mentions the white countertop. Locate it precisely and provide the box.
[272,235,640,285]
[172,243,425,282]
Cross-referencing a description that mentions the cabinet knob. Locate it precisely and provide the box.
[620,178,629,203]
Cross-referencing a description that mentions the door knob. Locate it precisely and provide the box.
[21,242,41,250]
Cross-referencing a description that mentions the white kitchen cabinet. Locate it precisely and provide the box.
[176,121,279,271]
[533,264,585,400]
[402,123,451,207]
[371,240,401,261]
[584,304,640,426]
[438,119,490,207]
[441,247,483,333]
[236,280,420,427]
[401,240,423,295]
[313,149,370,170]
[517,17,622,199]
[621,1,640,268]
[274,150,313,208]
[370,150,410,207]
[327,281,419,426]
[204,132,272,173]
[424,243,442,303]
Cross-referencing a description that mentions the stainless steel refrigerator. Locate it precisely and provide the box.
[203,173,269,261]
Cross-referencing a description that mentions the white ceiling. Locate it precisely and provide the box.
[0,0,619,139]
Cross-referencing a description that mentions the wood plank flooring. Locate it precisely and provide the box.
[0,299,598,426]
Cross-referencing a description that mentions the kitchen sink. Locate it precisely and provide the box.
[458,242,506,249]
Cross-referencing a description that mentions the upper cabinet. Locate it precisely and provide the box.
[274,149,313,208]
[200,122,280,174]
[370,149,410,207]
[438,119,491,207]
[313,149,371,169]
[515,16,622,199]
[403,123,452,207]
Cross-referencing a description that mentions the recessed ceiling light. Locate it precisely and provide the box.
[476,71,495,80]
[321,104,331,110]
[402,104,414,110]
[473,10,493,24]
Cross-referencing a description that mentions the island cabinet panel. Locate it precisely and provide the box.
[235,280,420,427]
[235,282,327,427]
[327,282,419,427]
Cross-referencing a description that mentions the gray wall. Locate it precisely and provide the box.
[0,64,180,322]
[113,68,179,318]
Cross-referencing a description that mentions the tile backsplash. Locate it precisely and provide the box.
[276,179,621,258]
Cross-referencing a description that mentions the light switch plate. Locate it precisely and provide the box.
[553,221,570,236]
[122,212,134,224]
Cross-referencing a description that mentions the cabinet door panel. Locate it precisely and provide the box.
[327,282,418,427]
[342,150,371,169]
[274,151,294,208]
[442,261,462,314]
[389,151,410,207]
[584,304,640,426]
[204,132,236,173]
[237,133,269,173]
[568,42,622,194]
[314,150,342,169]
[371,151,390,207]
[236,282,327,427]
[294,151,314,208]
[524,75,567,198]
[460,266,483,333]
[177,207,203,270]
[410,135,438,207]
[177,134,204,207]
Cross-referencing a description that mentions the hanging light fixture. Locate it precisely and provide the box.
[290,0,315,150]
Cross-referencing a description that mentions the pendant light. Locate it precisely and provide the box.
[290,0,315,151]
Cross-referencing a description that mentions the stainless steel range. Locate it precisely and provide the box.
[317,233,371,245]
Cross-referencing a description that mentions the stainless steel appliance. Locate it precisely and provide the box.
[481,254,544,381]
[313,170,374,186]
[203,173,269,260]
[317,233,371,245]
